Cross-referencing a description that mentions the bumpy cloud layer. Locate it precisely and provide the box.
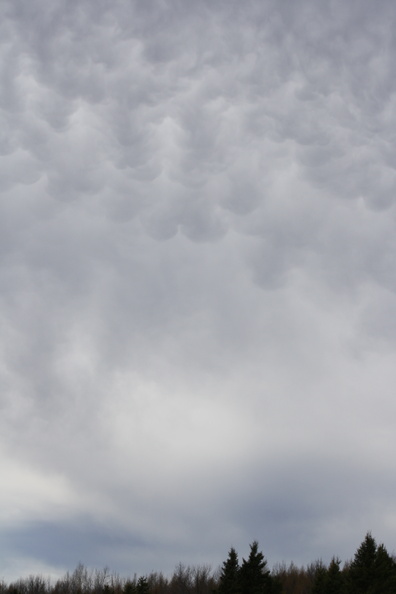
[1,0,396,580]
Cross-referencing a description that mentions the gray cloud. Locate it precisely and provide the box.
[1,0,396,582]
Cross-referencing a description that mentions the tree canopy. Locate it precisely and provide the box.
[1,533,396,594]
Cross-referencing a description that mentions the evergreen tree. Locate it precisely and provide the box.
[136,578,149,594]
[325,557,344,594]
[372,543,396,594]
[311,562,327,594]
[239,542,272,594]
[218,548,240,594]
[347,532,378,594]
[344,534,396,594]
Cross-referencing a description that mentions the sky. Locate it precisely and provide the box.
[1,0,396,582]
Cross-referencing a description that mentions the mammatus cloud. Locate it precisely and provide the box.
[1,0,396,581]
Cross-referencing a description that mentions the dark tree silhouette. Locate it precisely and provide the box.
[218,548,240,594]
[325,557,344,594]
[239,541,272,594]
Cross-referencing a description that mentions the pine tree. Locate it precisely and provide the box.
[239,542,272,594]
[325,557,344,594]
[136,577,149,594]
[311,562,327,594]
[218,548,240,594]
[372,543,396,594]
[347,532,378,594]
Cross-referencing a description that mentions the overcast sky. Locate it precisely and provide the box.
[1,0,396,582]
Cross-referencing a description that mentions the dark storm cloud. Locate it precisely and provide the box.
[1,0,396,582]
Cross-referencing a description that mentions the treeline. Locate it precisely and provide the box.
[1,532,395,594]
